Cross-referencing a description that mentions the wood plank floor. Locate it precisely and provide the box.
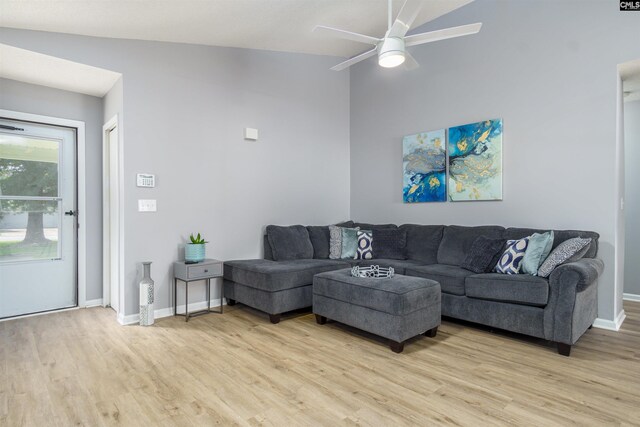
[1,301,639,426]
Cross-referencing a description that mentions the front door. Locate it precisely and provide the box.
[0,118,78,319]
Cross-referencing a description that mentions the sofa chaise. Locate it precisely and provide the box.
[223,222,603,356]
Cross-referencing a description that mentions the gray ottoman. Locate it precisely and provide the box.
[313,269,441,353]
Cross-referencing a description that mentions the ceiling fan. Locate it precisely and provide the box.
[314,0,482,71]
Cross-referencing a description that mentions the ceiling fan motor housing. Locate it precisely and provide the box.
[378,37,406,67]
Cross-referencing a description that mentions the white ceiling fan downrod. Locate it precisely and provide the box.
[379,0,406,68]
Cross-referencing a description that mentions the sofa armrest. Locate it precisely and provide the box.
[544,258,604,345]
[549,258,604,292]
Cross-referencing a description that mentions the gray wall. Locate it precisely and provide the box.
[0,29,351,316]
[624,100,640,296]
[0,77,104,301]
[350,0,640,322]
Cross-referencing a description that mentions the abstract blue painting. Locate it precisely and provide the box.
[403,129,446,203]
[448,119,503,201]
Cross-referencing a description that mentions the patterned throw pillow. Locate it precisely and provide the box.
[537,237,592,278]
[356,230,373,260]
[328,225,343,259]
[495,238,530,274]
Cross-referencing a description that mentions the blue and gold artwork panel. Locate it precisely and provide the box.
[403,129,447,203]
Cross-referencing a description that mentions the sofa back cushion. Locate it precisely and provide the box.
[352,222,397,231]
[437,225,505,266]
[272,221,352,260]
[400,224,444,264]
[504,227,599,258]
[264,234,274,260]
[266,225,314,261]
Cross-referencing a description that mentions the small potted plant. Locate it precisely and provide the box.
[185,232,207,264]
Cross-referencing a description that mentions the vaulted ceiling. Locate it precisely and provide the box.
[0,0,473,58]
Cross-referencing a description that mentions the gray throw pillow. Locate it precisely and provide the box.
[372,228,407,260]
[537,237,592,278]
[266,225,314,261]
[328,225,343,259]
[307,221,355,259]
[461,236,506,273]
[307,226,331,259]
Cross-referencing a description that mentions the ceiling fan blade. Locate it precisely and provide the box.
[330,48,378,71]
[404,23,483,47]
[314,25,381,45]
[388,0,424,38]
[403,51,419,70]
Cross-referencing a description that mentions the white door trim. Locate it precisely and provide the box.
[0,108,87,308]
[614,69,626,328]
[102,115,124,316]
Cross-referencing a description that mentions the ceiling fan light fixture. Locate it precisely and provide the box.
[378,50,405,68]
[377,37,406,68]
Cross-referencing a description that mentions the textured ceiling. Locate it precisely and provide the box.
[0,43,121,97]
[0,0,473,58]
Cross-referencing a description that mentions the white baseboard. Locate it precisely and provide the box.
[84,298,103,307]
[623,293,640,302]
[593,309,627,331]
[117,299,226,326]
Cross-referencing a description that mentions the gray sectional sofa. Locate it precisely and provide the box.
[224,222,603,356]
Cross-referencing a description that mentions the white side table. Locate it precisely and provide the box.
[173,259,224,321]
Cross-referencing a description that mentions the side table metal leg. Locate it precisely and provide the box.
[220,279,224,314]
[185,281,189,322]
[174,278,177,316]
[207,278,211,312]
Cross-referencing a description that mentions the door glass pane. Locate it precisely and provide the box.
[0,199,61,262]
[0,133,59,197]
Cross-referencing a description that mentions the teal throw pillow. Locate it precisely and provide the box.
[341,227,360,259]
[521,231,554,275]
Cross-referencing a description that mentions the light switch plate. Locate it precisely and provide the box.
[244,127,258,140]
[138,199,157,212]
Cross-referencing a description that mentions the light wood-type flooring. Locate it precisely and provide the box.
[1,301,639,426]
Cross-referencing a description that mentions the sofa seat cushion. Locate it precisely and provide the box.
[224,259,349,292]
[313,269,440,316]
[349,258,425,274]
[465,273,549,306]
[404,264,474,296]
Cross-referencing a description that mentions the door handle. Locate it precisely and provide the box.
[64,210,77,216]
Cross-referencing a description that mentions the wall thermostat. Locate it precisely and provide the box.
[137,173,155,188]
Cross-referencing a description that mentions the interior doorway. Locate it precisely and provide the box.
[102,115,122,315]
[622,60,640,302]
[0,117,78,319]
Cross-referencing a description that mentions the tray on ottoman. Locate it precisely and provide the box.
[313,268,441,353]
